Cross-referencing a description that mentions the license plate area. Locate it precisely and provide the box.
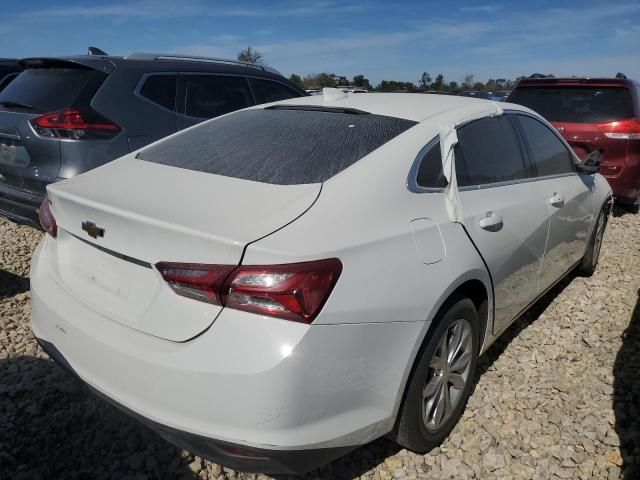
[54,229,162,324]
[0,136,29,167]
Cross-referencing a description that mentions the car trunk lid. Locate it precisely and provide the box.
[46,157,321,341]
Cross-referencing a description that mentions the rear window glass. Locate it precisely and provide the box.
[0,67,106,113]
[140,74,177,111]
[508,86,634,123]
[182,75,253,119]
[455,116,529,186]
[137,108,416,185]
[250,78,301,104]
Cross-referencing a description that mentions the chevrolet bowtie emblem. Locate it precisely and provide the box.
[82,221,105,239]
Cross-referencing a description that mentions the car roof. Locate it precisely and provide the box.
[18,53,288,80]
[514,77,638,88]
[259,91,529,122]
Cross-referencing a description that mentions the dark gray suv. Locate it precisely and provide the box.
[0,53,307,228]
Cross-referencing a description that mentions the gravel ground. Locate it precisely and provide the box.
[1,210,639,480]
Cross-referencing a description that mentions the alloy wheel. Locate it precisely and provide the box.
[592,211,607,266]
[422,318,473,431]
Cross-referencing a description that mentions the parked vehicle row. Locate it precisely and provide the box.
[0,48,627,474]
[0,52,306,228]
[31,90,611,473]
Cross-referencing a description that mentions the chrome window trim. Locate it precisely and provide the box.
[458,172,577,192]
[406,109,584,194]
[133,71,179,114]
[406,136,446,194]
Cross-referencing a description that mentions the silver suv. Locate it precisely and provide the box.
[0,52,306,228]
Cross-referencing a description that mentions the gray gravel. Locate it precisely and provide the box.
[1,209,639,479]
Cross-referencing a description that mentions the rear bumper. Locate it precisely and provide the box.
[30,236,425,473]
[602,159,640,202]
[35,337,354,474]
[0,181,43,228]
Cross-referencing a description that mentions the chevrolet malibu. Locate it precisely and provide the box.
[30,92,612,474]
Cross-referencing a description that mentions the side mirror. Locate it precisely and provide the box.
[576,149,602,174]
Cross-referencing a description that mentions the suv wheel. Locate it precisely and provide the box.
[578,202,610,276]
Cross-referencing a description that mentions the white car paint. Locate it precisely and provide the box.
[30,92,612,472]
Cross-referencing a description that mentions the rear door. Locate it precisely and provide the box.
[514,114,593,289]
[0,64,107,192]
[176,73,255,130]
[455,115,550,333]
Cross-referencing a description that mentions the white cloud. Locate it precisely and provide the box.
[460,4,501,13]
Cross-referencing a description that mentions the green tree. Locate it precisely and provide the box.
[377,80,417,92]
[352,74,372,90]
[302,73,337,89]
[462,74,474,90]
[448,80,459,91]
[237,46,263,64]
[432,73,445,90]
[289,74,303,87]
[420,72,432,90]
[472,81,485,90]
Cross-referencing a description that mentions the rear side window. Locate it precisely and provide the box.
[137,108,416,185]
[516,115,575,176]
[139,74,176,111]
[416,140,447,188]
[0,68,106,113]
[508,86,634,123]
[455,116,529,186]
[250,78,301,104]
[182,75,253,119]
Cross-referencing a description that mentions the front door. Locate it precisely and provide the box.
[454,116,549,333]
[514,114,594,290]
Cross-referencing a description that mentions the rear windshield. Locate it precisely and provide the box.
[508,86,634,123]
[137,108,417,185]
[0,67,106,113]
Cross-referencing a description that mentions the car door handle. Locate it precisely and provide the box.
[548,193,565,207]
[478,212,503,230]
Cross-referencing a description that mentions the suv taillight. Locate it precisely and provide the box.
[31,108,120,140]
[596,118,640,140]
[157,258,342,323]
[38,196,57,238]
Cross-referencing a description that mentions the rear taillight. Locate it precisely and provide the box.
[596,118,640,140]
[157,258,342,323]
[156,263,235,306]
[31,108,120,140]
[38,196,57,238]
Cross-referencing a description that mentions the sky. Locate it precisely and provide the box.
[2,0,639,85]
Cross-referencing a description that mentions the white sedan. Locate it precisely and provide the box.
[30,90,612,474]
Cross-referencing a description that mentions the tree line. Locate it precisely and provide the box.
[288,72,526,92]
[236,47,526,93]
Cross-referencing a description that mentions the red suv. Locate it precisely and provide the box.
[507,78,640,208]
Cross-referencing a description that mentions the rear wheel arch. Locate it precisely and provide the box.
[391,277,490,432]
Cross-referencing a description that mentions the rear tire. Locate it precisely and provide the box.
[393,296,479,453]
[578,202,610,276]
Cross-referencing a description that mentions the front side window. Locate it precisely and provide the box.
[250,78,301,104]
[139,74,177,111]
[416,140,447,188]
[455,116,529,186]
[516,115,575,176]
[182,75,253,119]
